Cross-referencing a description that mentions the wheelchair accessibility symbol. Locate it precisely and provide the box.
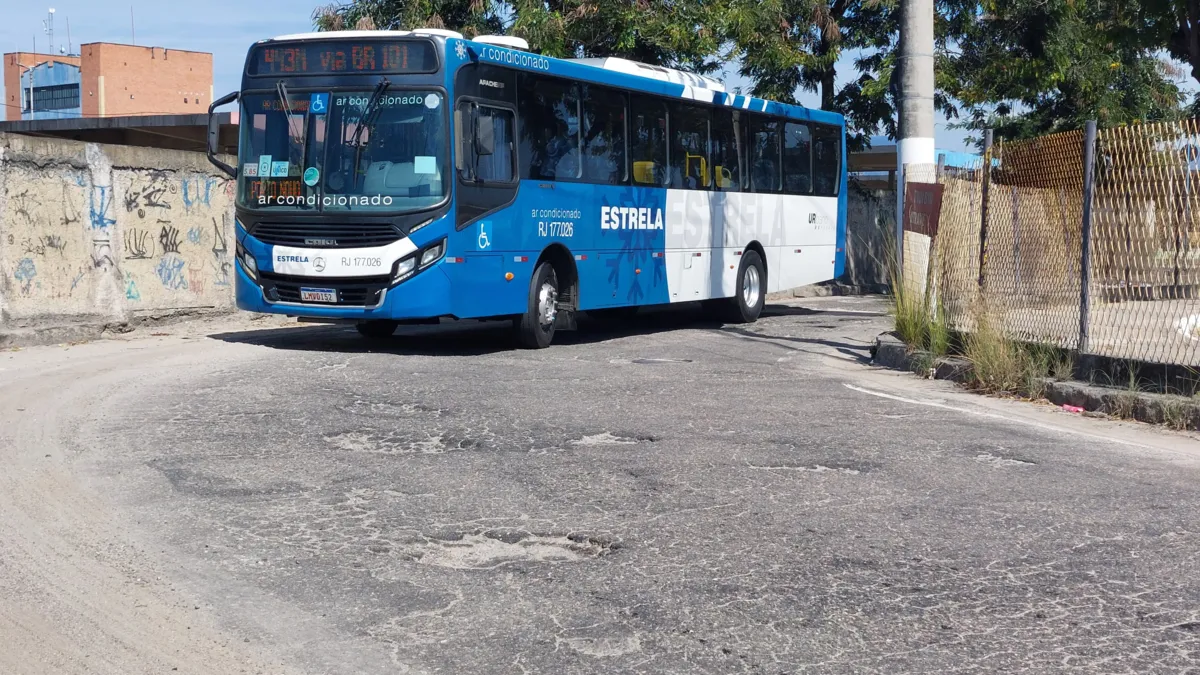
[477,222,492,250]
[309,93,329,114]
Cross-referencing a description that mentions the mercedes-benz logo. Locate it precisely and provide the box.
[313,256,326,272]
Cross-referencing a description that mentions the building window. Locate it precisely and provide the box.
[29,84,81,112]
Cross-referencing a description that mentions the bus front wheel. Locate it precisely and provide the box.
[355,320,399,339]
[512,262,559,349]
[720,250,765,324]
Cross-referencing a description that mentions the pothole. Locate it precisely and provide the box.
[571,432,655,446]
[339,400,446,419]
[560,635,643,657]
[747,463,864,475]
[325,429,486,454]
[975,452,1037,467]
[406,530,617,570]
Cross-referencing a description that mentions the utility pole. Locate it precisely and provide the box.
[895,0,936,275]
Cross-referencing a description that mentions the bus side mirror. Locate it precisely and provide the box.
[207,90,239,178]
[474,112,496,157]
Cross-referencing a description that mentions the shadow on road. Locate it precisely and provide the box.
[719,325,877,364]
[206,302,870,357]
[208,307,720,356]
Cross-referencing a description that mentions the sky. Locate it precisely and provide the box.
[5,1,1196,155]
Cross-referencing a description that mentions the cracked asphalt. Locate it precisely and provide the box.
[2,296,1200,674]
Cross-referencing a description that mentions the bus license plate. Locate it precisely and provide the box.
[300,287,337,303]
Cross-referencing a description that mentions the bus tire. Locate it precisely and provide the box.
[722,250,766,324]
[355,320,399,338]
[512,262,559,349]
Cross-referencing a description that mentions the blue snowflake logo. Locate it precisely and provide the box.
[455,41,468,60]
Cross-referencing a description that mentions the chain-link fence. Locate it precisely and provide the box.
[910,119,1200,368]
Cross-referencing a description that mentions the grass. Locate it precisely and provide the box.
[932,306,1078,401]
[1161,398,1194,431]
[888,254,952,368]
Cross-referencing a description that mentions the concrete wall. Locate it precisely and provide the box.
[0,132,236,343]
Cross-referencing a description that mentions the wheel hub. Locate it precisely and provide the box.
[743,265,761,307]
[538,282,558,326]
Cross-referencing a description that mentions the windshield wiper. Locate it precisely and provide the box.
[276,80,312,209]
[348,77,391,202]
[276,81,303,144]
[351,77,391,149]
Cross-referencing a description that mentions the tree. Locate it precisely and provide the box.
[940,0,1186,141]
[725,0,951,151]
[312,0,506,36]
[313,1,727,72]
[508,0,725,72]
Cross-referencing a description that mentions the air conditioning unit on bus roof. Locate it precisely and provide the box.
[473,35,531,51]
[412,28,464,39]
[569,57,725,91]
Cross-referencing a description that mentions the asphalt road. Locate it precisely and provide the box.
[2,297,1199,675]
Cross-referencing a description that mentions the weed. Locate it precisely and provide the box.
[1160,398,1194,431]
[963,311,1026,395]
[888,250,951,360]
[1108,392,1137,420]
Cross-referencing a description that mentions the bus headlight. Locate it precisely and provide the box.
[393,256,417,282]
[408,217,435,235]
[241,250,258,279]
[419,240,445,268]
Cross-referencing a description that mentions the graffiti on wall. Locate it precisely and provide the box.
[14,258,37,295]
[2,151,236,313]
[124,229,152,260]
[125,170,175,219]
[155,254,189,291]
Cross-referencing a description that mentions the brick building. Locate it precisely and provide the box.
[4,43,212,121]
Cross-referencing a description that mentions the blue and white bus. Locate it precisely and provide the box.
[207,29,847,348]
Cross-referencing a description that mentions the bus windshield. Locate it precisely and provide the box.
[237,87,447,213]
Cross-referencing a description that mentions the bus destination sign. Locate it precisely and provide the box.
[248,40,437,76]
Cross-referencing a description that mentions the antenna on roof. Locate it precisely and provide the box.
[66,16,71,55]
[130,6,135,45]
[43,8,55,56]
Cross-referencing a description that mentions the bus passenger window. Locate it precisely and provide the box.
[670,103,710,190]
[749,118,781,193]
[712,110,742,191]
[476,108,515,183]
[518,74,581,181]
[783,123,812,195]
[813,126,841,196]
[581,86,628,185]
[629,96,668,187]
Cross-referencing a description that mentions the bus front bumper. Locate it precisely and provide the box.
[235,260,454,321]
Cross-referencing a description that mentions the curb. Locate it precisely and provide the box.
[870,333,1200,431]
[767,283,888,301]
[0,308,232,349]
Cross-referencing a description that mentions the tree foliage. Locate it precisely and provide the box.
[314,1,725,71]
[312,0,506,35]
[939,0,1186,141]
[312,0,1197,148]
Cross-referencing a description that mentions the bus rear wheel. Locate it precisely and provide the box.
[355,320,399,339]
[719,250,765,324]
[512,262,559,349]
